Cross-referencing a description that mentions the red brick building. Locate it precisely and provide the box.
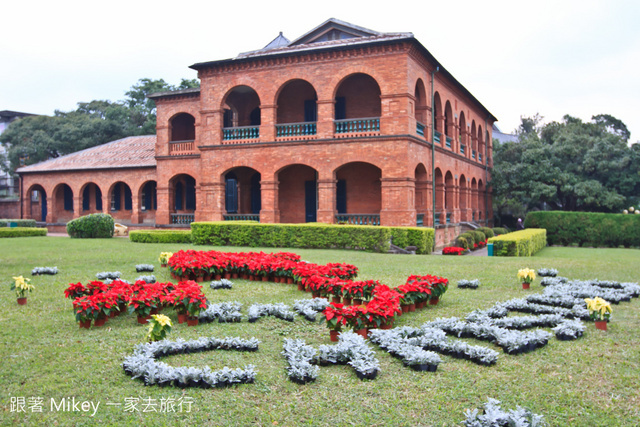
[18,19,495,247]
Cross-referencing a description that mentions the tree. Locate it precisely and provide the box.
[1,78,199,173]
[491,114,640,218]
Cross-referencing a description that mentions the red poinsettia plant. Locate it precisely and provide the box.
[442,246,466,255]
[64,282,89,300]
[323,303,348,331]
[163,281,207,318]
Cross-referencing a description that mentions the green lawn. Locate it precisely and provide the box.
[1,237,639,426]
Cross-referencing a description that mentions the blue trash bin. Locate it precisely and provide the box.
[487,243,494,257]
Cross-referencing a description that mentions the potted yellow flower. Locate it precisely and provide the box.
[517,268,536,290]
[585,297,612,331]
[145,314,173,342]
[158,252,173,268]
[11,276,34,305]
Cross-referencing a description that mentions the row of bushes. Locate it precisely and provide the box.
[454,227,508,251]
[0,227,47,238]
[525,211,640,248]
[129,229,193,244]
[488,228,547,256]
[0,219,37,227]
[189,221,435,254]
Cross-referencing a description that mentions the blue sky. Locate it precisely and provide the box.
[2,0,639,141]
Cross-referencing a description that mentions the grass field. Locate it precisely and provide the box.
[1,236,639,426]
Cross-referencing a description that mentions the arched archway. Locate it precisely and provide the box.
[333,162,382,225]
[459,174,468,222]
[108,182,133,223]
[414,79,428,138]
[334,73,381,136]
[139,180,157,224]
[26,184,47,222]
[170,113,196,141]
[81,183,103,214]
[477,125,484,162]
[478,179,485,222]
[444,171,455,224]
[471,178,478,222]
[222,85,261,141]
[276,80,317,138]
[471,121,478,159]
[169,174,196,224]
[223,167,261,219]
[444,101,454,149]
[458,112,467,155]
[414,163,429,226]
[277,164,318,223]
[434,168,444,225]
[52,183,73,223]
[433,92,443,138]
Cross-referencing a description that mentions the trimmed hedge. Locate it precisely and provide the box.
[488,228,547,256]
[66,213,114,238]
[190,221,434,254]
[0,219,38,227]
[492,227,508,236]
[525,211,640,248]
[476,227,494,239]
[0,227,47,238]
[129,229,193,244]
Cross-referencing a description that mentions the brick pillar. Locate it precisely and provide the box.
[200,110,223,146]
[435,115,445,145]
[72,196,81,219]
[156,186,170,225]
[260,104,276,142]
[452,183,460,224]
[435,181,445,224]
[380,178,415,226]
[156,125,169,156]
[260,180,279,224]
[46,194,54,223]
[131,192,140,224]
[317,178,336,224]
[316,99,334,139]
[196,182,224,222]
[415,180,430,225]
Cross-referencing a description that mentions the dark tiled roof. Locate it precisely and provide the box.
[17,135,156,173]
[147,87,201,100]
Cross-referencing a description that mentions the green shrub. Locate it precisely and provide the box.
[0,227,47,238]
[129,230,193,244]
[66,213,114,238]
[471,230,487,244]
[189,222,434,254]
[525,211,640,248]
[0,219,37,228]
[488,228,547,256]
[454,235,469,250]
[492,227,508,236]
[457,232,475,250]
[477,227,494,238]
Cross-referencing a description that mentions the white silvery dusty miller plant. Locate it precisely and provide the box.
[281,339,319,383]
[135,264,154,272]
[31,266,58,275]
[247,303,295,322]
[135,275,156,284]
[292,297,329,321]
[536,268,558,277]
[199,302,243,323]
[210,279,233,290]
[463,398,547,427]
[96,271,121,280]
[552,319,585,340]
[457,279,480,289]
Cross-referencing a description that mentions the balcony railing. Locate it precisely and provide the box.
[335,214,380,226]
[223,214,260,222]
[446,212,452,224]
[478,153,483,163]
[169,140,195,156]
[446,136,452,149]
[416,122,426,137]
[460,144,466,155]
[276,122,317,140]
[171,213,194,225]
[472,150,476,160]
[223,126,260,143]
[434,131,441,145]
[335,118,380,137]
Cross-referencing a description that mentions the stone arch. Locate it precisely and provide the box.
[52,183,74,223]
[26,184,47,222]
[458,111,467,154]
[276,79,318,125]
[333,162,382,224]
[222,166,262,217]
[433,92,443,135]
[444,171,455,224]
[333,73,381,121]
[277,164,319,223]
[80,182,103,214]
[477,125,484,162]
[107,181,133,223]
[138,180,157,224]
[434,168,444,225]
[221,85,261,141]
[459,174,468,222]
[169,113,196,142]
[444,101,454,142]
[471,120,478,155]
[414,79,428,125]
[169,174,196,224]
[414,163,430,225]
[471,177,478,222]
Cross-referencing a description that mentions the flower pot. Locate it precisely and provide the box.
[242,274,249,280]
[297,283,305,291]
[408,303,416,312]
[232,273,239,279]
[353,298,363,306]
[94,316,107,327]
[261,276,268,282]
[177,313,187,324]
[380,321,393,330]
[329,330,340,342]
[401,304,410,313]
[522,283,530,290]
[416,301,426,309]
[17,297,27,305]
[354,328,368,339]
[215,274,222,280]
[332,296,341,304]
[224,273,232,279]
[196,276,203,283]
[187,317,199,327]
[342,297,352,306]
[78,319,91,329]
[312,291,321,298]
[137,315,151,324]
[429,297,440,305]
[150,308,159,315]
[595,320,607,331]
[161,263,167,268]
[287,278,294,284]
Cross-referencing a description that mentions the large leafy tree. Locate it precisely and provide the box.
[0,78,199,173]
[492,114,640,218]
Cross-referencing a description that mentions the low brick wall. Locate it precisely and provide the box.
[0,199,20,219]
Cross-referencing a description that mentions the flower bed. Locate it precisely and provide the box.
[443,246,466,255]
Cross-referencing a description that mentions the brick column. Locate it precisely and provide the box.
[130,192,140,224]
[196,182,224,222]
[200,109,223,146]
[435,115,445,145]
[156,186,170,225]
[46,195,54,223]
[317,178,336,224]
[316,99,334,139]
[260,104,277,142]
[72,195,81,219]
[452,183,460,224]
[380,178,415,226]
[260,180,279,224]
[435,181,445,225]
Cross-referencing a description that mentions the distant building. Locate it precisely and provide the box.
[17,19,496,246]
[492,123,517,144]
